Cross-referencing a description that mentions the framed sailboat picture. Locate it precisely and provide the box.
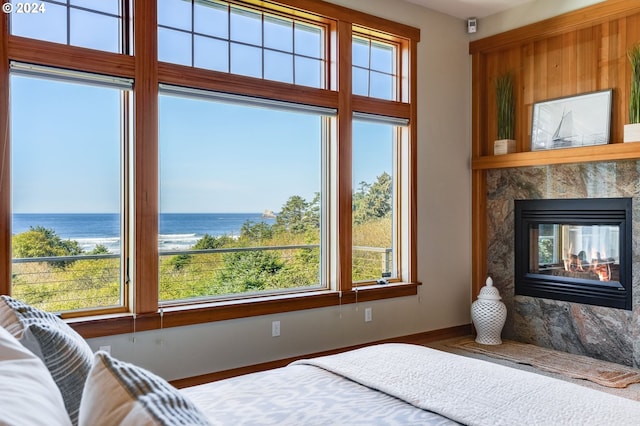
[531,89,612,151]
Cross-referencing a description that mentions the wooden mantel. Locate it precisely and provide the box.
[470,0,640,297]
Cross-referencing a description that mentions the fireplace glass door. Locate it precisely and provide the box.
[515,198,632,310]
[531,224,620,283]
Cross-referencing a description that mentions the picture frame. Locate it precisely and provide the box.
[531,89,612,151]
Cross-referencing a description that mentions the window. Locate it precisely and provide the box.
[10,0,128,54]
[158,88,330,302]
[1,0,419,331]
[352,119,398,283]
[9,64,131,312]
[352,35,397,100]
[158,0,326,88]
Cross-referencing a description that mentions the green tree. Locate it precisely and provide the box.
[89,244,110,255]
[193,233,234,250]
[353,172,392,225]
[215,250,284,292]
[12,226,83,258]
[274,195,319,235]
[239,221,273,243]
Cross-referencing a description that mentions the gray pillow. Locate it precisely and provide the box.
[79,351,211,425]
[0,296,93,425]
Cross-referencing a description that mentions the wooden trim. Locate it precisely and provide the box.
[351,96,410,119]
[133,0,159,314]
[169,323,470,388]
[158,62,338,109]
[471,170,486,300]
[469,0,640,54]
[69,282,419,338]
[255,0,420,42]
[0,11,9,296]
[408,38,418,283]
[337,19,352,292]
[472,142,640,170]
[8,36,135,78]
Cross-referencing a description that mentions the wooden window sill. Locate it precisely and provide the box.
[68,282,420,339]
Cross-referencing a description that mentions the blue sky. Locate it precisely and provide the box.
[9,0,394,214]
[11,76,392,214]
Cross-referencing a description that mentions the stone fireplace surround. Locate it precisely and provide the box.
[486,159,640,368]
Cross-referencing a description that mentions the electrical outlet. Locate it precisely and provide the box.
[272,320,281,337]
[98,345,111,355]
[364,307,372,322]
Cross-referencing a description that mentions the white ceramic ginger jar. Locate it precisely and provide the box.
[471,276,507,345]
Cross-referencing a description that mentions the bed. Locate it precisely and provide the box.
[182,343,640,425]
[1,294,640,426]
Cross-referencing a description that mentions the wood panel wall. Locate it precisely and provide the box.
[471,1,640,156]
[469,0,640,298]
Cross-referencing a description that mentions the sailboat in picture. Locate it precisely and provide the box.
[552,109,578,148]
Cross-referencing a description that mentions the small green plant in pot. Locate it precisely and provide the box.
[625,43,640,142]
[494,71,515,154]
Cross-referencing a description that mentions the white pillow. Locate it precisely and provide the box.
[79,351,211,426]
[0,296,93,425]
[0,325,72,426]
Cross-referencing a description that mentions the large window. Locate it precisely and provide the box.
[158,88,329,302]
[9,65,131,312]
[0,0,419,332]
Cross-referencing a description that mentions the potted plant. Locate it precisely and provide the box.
[494,71,516,154]
[624,43,640,142]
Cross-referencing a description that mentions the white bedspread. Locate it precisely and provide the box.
[293,343,640,426]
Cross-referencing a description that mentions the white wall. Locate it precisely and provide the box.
[86,0,473,381]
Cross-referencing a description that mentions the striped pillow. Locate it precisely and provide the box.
[0,325,72,426]
[79,351,211,426]
[0,296,93,426]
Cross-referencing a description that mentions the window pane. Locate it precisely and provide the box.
[158,92,324,302]
[230,6,262,45]
[70,10,121,53]
[158,28,192,66]
[352,37,369,68]
[371,41,394,73]
[352,67,369,96]
[195,0,228,38]
[295,56,322,88]
[11,2,67,44]
[194,36,229,72]
[294,23,322,58]
[370,71,394,100]
[10,1,125,54]
[264,16,293,52]
[10,74,126,312]
[230,43,262,78]
[352,120,395,283]
[265,51,293,84]
[352,34,397,101]
[158,0,192,30]
[71,0,120,15]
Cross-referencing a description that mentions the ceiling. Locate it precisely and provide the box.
[404,0,534,19]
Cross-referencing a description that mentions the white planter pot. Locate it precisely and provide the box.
[624,123,640,143]
[493,139,516,155]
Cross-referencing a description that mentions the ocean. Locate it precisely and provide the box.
[12,213,276,253]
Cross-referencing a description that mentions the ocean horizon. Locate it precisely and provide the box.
[12,213,277,253]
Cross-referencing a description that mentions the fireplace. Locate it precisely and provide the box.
[514,198,632,310]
